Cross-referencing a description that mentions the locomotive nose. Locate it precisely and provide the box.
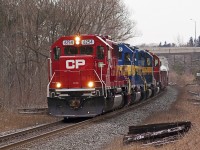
[56,56,96,89]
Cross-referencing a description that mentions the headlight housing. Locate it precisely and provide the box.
[88,81,94,88]
[75,36,80,45]
[56,82,61,88]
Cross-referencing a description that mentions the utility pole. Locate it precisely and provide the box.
[190,19,197,47]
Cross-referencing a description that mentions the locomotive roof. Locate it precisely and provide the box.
[96,36,113,49]
[52,34,113,50]
[118,43,134,53]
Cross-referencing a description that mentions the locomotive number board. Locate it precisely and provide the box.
[81,39,94,45]
[63,40,74,45]
[62,39,94,45]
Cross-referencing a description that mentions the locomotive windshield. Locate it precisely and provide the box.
[80,46,93,55]
[64,46,93,55]
[64,46,78,55]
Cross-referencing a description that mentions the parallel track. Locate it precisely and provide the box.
[0,90,166,150]
[17,108,48,114]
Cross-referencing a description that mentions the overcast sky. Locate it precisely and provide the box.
[123,0,200,45]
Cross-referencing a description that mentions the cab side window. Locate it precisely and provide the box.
[154,59,159,67]
[146,58,152,66]
[97,46,104,59]
[124,53,131,62]
[53,47,60,60]
[124,52,131,65]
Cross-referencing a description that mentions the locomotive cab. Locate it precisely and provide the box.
[136,50,154,99]
[159,56,169,89]
[117,44,142,104]
[47,35,124,118]
[151,53,161,94]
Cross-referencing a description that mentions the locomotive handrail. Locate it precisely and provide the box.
[93,70,107,97]
[47,72,55,97]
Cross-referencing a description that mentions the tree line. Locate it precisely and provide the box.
[0,0,136,109]
[158,36,200,47]
[187,36,200,47]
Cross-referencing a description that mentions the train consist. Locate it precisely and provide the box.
[47,34,168,118]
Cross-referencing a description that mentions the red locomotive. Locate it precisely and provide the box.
[47,34,168,118]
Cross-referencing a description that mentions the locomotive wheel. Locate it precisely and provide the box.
[140,91,146,100]
[150,87,155,97]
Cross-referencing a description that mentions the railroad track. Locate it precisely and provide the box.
[17,108,48,114]
[0,120,66,149]
[0,90,166,150]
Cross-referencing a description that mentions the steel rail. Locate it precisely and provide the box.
[17,108,48,114]
[0,121,63,149]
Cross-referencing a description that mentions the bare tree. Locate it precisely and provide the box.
[0,0,137,110]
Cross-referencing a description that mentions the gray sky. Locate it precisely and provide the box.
[123,0,200,45]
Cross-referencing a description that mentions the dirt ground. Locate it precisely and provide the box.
[0,111,59,133]
[123,85,200,150]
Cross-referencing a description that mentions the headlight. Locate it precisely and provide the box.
[56,82,61,88]
[88,81,94,88]
[75,36,80,45]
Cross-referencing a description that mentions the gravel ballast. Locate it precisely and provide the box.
[23,86,178,150]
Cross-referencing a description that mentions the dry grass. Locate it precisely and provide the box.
[169,71,195,85]
[105,72,200,150]
[0,111,59,132]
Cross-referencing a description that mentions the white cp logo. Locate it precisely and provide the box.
[66,59,85,69]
